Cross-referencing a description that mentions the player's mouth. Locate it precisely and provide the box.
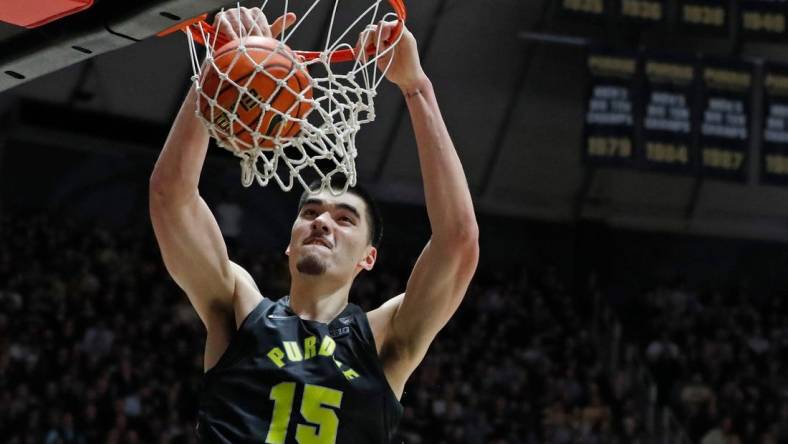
[304,237,333,249]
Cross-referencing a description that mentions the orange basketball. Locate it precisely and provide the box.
[199,36,312,150]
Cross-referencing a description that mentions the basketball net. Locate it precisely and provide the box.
[185,1,404,195]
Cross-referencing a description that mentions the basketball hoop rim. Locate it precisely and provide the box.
[158,0,407,64]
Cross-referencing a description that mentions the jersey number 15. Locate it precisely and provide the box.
[265,382,344,444]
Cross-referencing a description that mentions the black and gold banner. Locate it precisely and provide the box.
[639,52,698,172]
[698,57,754,181]
[557,0,788,43]
[741,0,788,41]
[615,0,667,22]
[583,49,640,166]
[761,63,788,184]
[560,0,609,18]
[676,0,730,35]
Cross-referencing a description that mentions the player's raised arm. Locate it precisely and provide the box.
[149,8,295,328]
[366,23,479,392]
[149,83,236,327]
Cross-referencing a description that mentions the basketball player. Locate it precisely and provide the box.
[149,7,478,443]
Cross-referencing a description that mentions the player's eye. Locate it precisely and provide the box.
[338,215,355,225]
[302,208,317,217]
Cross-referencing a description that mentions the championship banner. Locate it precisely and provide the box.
[583,48,640,166]
[761,63,788,184]
[741,0,788,41]
[560,0,609,18]
[677,0,730,35]
[698,57,754,181]
[639,52,698,173]
[616,0,666,23]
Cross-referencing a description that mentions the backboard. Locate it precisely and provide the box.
[0,0,231,93]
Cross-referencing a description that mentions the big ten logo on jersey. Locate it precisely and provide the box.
[266,335,361,381]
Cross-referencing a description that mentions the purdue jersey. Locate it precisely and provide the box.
[196,296,404,443]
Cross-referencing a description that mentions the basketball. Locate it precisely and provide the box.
[199,36,312,149]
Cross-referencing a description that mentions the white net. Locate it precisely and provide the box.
[186,0,403,195]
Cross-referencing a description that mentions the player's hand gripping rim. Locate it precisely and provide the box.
[212,7,297,43]
[355,20,427,91]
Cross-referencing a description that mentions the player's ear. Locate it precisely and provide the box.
[359,246,376,271]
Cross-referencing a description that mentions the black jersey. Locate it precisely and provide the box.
[196,296,403,444]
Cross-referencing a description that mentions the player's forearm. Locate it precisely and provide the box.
[150,86,210,205]
[403,77,478,244]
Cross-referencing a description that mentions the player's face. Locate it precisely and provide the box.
[286,190,376,278]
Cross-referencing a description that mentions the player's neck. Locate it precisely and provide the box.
[288,278,352,323]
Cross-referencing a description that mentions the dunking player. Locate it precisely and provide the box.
[149,7,478,443]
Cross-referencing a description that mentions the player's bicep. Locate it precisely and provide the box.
[150,192,235,323]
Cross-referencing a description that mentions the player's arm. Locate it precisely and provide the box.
[150,9,295,328]
[367,24,479,391]
[149,85,237,327]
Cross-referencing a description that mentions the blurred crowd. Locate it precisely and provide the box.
[0,212,642,444]
[0,213,208,443]
[610,281,788,444]
[5,211,787,443]
[393,267,649,444]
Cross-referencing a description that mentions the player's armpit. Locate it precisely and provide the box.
[231,261,260,293]
[149,190,236,327]
[368,294,403,355]
[369,235,478,388]
[229,261,264,329]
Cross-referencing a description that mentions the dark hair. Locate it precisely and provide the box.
[297,181,383,248]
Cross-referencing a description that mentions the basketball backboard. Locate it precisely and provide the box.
[0,0,231,93]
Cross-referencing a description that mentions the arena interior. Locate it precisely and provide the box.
[3,1,788,443]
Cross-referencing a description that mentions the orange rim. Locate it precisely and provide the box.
[171,0,406,63]
[156,14,208,38]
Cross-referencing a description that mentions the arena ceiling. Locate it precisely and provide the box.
[3,0,788,242]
